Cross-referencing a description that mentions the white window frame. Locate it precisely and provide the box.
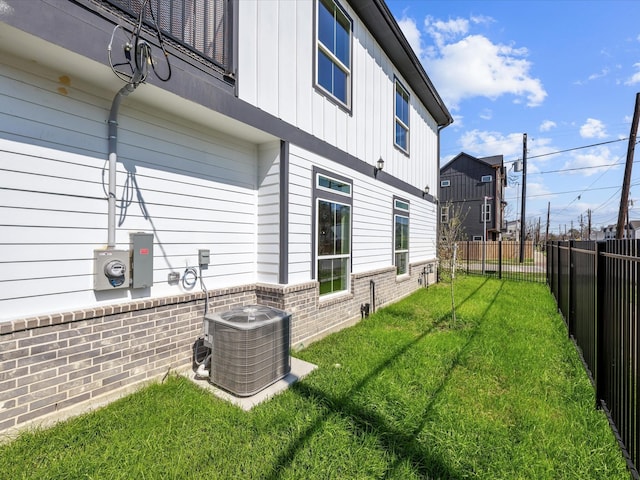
[481,203,491,222]
[440,180,450,187]
[394,79,410,153]
[473,235,483,241]
[393,197,409,276]
[481,175,493,183]
[315,0,352,108]
[441,205,450,224]
[314,169,353,297]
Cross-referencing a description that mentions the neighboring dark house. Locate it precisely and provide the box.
[439,152,507,241]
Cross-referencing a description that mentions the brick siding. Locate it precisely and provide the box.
[0,260,436,437]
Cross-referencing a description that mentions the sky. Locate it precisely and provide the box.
[386,0,640,236]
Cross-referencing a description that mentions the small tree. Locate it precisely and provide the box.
[438,201,468,323]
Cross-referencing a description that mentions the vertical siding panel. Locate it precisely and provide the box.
[372,42,382,166]
[257,0,279,115]
[278,1,297,125]
[237,0,258,105]
[296,0,313,134]
[363,30,375,168]
[353,22,366,160]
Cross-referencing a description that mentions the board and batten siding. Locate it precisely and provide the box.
[0,57,270,323]
[236,0,439,193]
[287,144,437,283]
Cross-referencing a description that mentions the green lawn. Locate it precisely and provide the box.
[0,277,630,479]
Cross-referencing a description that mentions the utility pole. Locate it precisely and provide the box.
[571,220,574,239]
[616,92,640,239]
[545,202,550,244]
[580,214,584,240]
[587,209,592,241]
[519,133,527,262]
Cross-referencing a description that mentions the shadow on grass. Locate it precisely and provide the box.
[266,279,504,479]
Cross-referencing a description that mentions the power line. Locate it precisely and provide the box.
[530,160,638,175]
[527,138,629,160]
[504,137,629,165]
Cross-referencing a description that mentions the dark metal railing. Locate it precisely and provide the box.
[103,0,231,72]
[547,240,639,479]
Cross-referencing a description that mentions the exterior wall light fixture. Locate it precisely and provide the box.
[374,157,384,177]
[423,185,430,197]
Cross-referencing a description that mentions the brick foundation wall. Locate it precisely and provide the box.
[0,260,435,437]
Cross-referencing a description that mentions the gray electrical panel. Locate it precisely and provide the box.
[198,249,210,267]
[130,232,154,289]
[94,249,130,291]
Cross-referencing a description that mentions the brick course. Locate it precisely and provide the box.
[0,261,435,437]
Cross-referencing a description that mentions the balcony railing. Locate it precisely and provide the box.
[102,0,231,73]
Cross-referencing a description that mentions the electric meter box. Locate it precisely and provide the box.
[130,232,154,289]
[94,249,130,291]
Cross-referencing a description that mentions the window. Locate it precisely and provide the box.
[481,203,491,223]
[316,0,352,107]
[394,198,409,275]
[394,79,409,152]
[440,180,450,187]
[481,175,493,183]
[440,206,449,223]
[314,170,352,296]
[473,235,483,241]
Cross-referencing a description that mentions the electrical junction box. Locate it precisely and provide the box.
[198,249,210,267]
[130,232,154,289]
[94,249,130,291]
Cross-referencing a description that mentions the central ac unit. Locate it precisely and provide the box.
[203,305,291,397]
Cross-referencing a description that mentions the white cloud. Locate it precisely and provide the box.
[625,63,640,85]
[417,16,546,110]
[425,16,470,48]
[561,146,618,176]
[396,16,424,59]
[539,120,556,132]
[479,109,492,120]
[458,129,523,158]
[450,113,464,129]
[588,68,610,81]
[580,118,608,138]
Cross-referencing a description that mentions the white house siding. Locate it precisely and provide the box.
[287,144,437,282]
[0,55,268,323]
[236,0,439,192]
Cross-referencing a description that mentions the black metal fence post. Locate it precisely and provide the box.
[498,240,502,279]
[596,241,606,406]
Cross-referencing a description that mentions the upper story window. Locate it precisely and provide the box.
[440,180,451,187]
[394,79,410,153]
[481,175,493,183]
[316,0,352,108]
[104,0,231,73]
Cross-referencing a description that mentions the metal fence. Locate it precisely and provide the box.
[457,240,546,283]
[547,240,639,479]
